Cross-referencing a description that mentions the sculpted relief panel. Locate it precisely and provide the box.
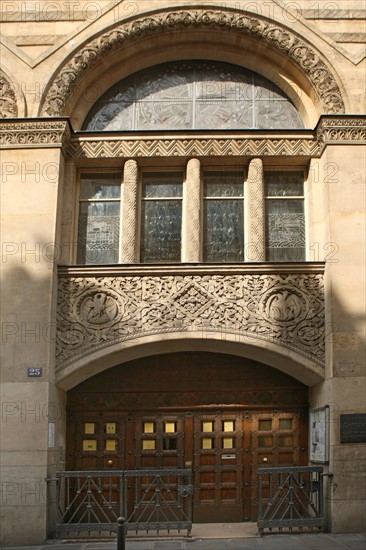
[57,272,325,372]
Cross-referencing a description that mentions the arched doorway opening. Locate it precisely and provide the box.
[66,351,308,522]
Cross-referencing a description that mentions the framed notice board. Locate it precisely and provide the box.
[309,406,330,463]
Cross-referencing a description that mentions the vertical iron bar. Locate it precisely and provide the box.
[258,470,263,520]
[319,471,324,521]
[117,517,126,550]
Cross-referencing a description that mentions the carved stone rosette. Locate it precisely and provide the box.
[57,270,325,372]
[40,8,345,117]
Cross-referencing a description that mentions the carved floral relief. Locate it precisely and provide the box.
[57,272,325,372]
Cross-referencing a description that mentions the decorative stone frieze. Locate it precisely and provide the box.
[0,119,71,149]
[57,266,325,373]
[40,8,345,117]
[67,136,321,159]
[316,116,366,145]
[1,117,364,156]
[0,72,17,118]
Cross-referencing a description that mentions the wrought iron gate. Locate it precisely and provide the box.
[257,466,325,534]
[53,469,193,537]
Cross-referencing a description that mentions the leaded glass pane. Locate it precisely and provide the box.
[204,199,244,262]
[266,199,305,262]
[195,100,253,129]
[204,171,244,197]
[77,202,120,264]
[79,174,121,199]
[255,100,302,129]
[142,173,183,198]
[265,171,304,197]
[83,61,304,131]
[136,102,193,130]
[140,200,182,262]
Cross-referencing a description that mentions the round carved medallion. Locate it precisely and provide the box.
[76,290,122,326]
[260,289,307,325]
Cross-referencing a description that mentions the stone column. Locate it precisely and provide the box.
[182,158,201,262]
[121,159,139,263]
[245,158,265,261]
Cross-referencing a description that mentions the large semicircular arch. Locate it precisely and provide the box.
[39,7,345,119]
[56,332,325,391]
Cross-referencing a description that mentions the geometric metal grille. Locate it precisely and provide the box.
[257,466,325,535]
[53,469,192,537]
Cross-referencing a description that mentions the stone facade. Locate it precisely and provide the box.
[1,1,365,545]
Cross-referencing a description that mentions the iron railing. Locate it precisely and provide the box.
[52,469,193,537]
[257,466,325,534]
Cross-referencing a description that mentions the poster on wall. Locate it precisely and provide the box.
[309,406,329,463]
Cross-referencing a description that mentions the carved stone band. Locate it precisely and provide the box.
[0,117,364,151]
[57,267,325,372]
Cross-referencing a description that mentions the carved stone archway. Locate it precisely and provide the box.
[40,7,345,119]
[56,332,325,391]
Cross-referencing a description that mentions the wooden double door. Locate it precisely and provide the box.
[68,408,307,522]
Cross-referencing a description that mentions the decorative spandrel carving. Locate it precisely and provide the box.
[83,62,303,131]
[57,271,325,372]
[0,72,17,118]
[40,9,345,118]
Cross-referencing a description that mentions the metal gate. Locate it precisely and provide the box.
[257,466,325,534]
[52,469,193,537]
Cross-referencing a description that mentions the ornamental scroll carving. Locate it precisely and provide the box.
[0,72,17,118]
[57,272,325,372]
[40,8,345,117]
[0,120,70,148]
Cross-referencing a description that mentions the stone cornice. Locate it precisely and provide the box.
[316,116,366,146]
[39,7,345,117]
[58,262,326,278]
[0,118,71,149]
[1,116,364,155]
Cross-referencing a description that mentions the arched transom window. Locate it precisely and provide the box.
[83,61,303,131]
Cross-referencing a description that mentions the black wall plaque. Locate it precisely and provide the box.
[340,414,366,443]
[27,367,42,377]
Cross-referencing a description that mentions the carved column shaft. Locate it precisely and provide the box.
[246,158,265,262]
[121,159,139,263]
[183,158,201,262]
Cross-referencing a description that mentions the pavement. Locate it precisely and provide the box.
[1,525,366,550]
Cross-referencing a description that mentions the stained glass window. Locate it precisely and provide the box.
[203,170,244,262]
[77,173,121,264]
[83,61,303,131]
[140,172,183,263]
[265,171,305,261]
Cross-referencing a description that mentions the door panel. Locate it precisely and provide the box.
[67,408,307,522]
[249,410,308,520]
[193,413,246,522]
